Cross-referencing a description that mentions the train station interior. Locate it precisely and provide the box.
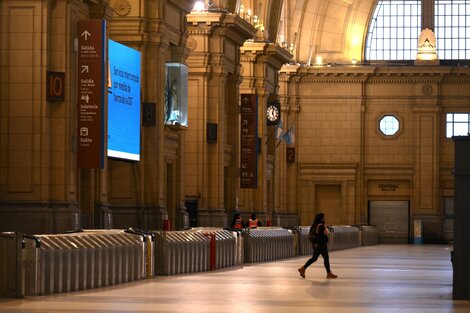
[1,0,470,310]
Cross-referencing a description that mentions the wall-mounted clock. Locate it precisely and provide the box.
[266,101,280,125]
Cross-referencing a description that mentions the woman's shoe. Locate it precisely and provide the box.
[326,272,338,279]
[298,267,306,278]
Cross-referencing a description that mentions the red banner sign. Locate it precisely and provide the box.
[240,94,258,189]
[77,20,105,168]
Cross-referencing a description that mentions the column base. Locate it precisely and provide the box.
[109,205,169,230]
[197,208,228,228]
[175,206,189,230]
[0,201,80,234]
[272,212,299,227]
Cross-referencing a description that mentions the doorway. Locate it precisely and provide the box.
[185,200,198,228]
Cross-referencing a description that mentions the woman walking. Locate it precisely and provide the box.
[298,213,338,279]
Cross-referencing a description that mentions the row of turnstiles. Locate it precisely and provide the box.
[0,225,378,297]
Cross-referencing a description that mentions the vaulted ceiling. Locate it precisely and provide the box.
[238,0,376,64]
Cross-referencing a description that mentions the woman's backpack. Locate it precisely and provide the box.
[308,226,318,243]
[308,223,323,244]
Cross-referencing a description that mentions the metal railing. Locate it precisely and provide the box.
[22,230,148,295]
[298,225,378,255]
[154,231,210,275]
[153,228,241,275]
[0,232,23,297]
[357,225,379,246]
[328,226,361,251]
[244,227,295,263]
[1,225,378,297]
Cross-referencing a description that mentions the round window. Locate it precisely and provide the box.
[379,115,399,136]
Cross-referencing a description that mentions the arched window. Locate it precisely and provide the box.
[366,0,421,61]
[435,0,470,60]
[366,0,470,61]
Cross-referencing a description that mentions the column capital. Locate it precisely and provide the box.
[187,12,256,45]
[240,42,292,69]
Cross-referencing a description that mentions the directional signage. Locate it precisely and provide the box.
[240,94,258,189]
[77,20,105,168]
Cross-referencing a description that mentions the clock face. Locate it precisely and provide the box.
[267,105,279,122]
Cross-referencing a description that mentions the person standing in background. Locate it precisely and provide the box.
[231,213,245,229]
[248,213,262,228]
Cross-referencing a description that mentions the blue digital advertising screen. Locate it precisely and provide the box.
[107,39,141,161]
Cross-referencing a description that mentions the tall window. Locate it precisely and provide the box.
[435,0,470,59]
[446,113,470,138]
[366,0,470,61]
[366,0,421,60]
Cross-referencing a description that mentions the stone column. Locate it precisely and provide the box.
[421,0,435,31]
[276,65,300,226]
[107,0,193,230]
[87,1,114,230]
[412,77,441,241]
[186,11,255,227]
[239,42,291,226]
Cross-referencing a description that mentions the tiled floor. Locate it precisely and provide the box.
[0,245,469,313]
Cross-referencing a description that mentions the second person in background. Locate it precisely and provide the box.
[248,213,262,228]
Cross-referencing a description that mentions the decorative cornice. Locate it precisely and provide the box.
[277,65,470,84]
[240,42,292,68]
[187,12,256,44]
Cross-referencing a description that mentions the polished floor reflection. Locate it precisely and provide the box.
[0,245,468,313]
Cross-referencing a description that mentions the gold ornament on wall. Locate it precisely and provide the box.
[187,37,197,52]
[415,28,439,65]
[422,84,433,96]
[114,0,131,17]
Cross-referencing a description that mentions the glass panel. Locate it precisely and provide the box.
[454,113,469,122]
[365,0,420,60]
[447,113,453,122]
[435,0,470,60]
[446,123,453,138]
[460,49,466,59]
[446,27,452,38]
[384,16,391,26]
[454,123,469,136]
[379,115,400,136]
[383,3,390,15]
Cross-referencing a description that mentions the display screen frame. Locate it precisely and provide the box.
[107,39,141,161]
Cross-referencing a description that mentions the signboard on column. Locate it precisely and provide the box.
[240,94,258,189]
[77,19,105,168]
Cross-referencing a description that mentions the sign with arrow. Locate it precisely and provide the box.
[240,94,258,189]
[77,19,105,168]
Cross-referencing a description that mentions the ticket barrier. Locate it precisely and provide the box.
[154,229,241,275]
[244,227,295,263]
[356,225,379,246]
[0,232,23,298]
[328,226,361,251]
[22,230,147,295]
